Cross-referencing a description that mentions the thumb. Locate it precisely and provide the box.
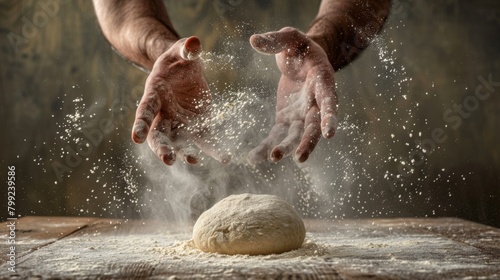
[180,36,202,60]
[249,27,302,55]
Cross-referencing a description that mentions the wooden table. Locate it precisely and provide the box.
[1,217,499,279]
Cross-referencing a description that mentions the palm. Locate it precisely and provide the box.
[132,37,229,165]
[151,52,209,134]
[248,27,338,165]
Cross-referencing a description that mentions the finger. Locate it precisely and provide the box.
[180,36,202,61]
[176,144,200,165]
[320,101,337,139]
[295,106,321,163]
[132,84,162,143]
[179,147,200,165]
[247,143,270,166]
[248,123,288,165]
[249,27,303,55]
[313,67,338,139]
[171,129,201,165]
[270,120,303,162]
[147,115,176,165]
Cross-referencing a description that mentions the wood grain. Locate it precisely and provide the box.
[0,216,96,263]
[0,217,498,279]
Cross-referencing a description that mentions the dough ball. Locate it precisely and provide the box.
[193,193,305,255]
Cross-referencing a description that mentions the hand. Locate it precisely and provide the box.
[248,27,338,165]
[132,36,230,165]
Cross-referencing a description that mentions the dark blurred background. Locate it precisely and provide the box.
[0,0,499,227]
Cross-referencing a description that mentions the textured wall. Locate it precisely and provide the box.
[0,0,499,227]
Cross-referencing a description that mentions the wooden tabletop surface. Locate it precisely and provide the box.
[0,216,499,279]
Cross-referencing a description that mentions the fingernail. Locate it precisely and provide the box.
[295,151,309,163]
[322,115,337,138]
[322,127,335,138]
[162,150,176,165]
[186,155,198,165]
[132,125,148,143]
[271,150,283,162]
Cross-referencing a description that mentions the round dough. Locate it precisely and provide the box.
[193,193,305,255]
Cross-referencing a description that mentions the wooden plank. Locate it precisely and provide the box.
[308,218,500,279]
[0,217,498,279]
[0,216,99,263]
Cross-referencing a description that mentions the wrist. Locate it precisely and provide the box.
[307,17,338,64]
[307,33,332,57]
[119,18,179,70]
[309,16,357,71]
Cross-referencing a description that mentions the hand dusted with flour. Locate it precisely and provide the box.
[93,0,390,166]
[193,194,305,255]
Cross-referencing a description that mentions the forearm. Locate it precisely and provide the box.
[92,0,180,70]
[307,0,391,71]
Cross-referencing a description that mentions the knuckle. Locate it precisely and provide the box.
[281,26,298,34]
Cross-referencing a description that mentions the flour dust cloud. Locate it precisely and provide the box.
[32,17,462,224]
